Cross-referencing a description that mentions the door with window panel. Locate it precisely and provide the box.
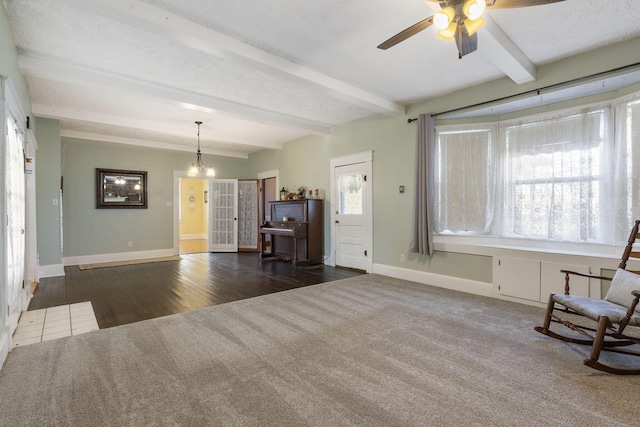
[238,180,259,251]
[208,179,238,252]
[335,163,367,270]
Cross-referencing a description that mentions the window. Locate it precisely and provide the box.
[434,93,640,246]
[502,107,610,242]
[434,125,496,234]
[337,173,363,215]
[612,98,640,241]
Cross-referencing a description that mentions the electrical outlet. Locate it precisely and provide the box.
[400,254,405,262]
[128,241,133,247]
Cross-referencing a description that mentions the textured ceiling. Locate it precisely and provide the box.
[4,0,640,158]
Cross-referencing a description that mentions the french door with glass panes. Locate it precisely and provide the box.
[208,179,238,252]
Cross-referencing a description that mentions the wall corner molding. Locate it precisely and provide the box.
[38,264,66,278]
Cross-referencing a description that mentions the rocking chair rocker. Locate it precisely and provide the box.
[534,220,640,374]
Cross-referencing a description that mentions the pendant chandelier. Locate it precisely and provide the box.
[188,121,215,177]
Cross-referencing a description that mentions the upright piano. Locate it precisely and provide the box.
[260,199,323,266]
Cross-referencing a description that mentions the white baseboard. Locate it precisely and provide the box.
[372,263,494,298]
[38,264,65,278]
[0,329,9,371]
[180,234,207,240]
[62,248,176,267]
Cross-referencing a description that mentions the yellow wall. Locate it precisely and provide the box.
[179,178,207,237]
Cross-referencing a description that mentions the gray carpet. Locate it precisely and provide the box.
[1,274,640,426]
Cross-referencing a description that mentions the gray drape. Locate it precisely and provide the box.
[409,113,435,256]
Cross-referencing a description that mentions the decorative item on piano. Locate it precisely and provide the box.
[280,186,288,201]
[297,186,306,199]
[308,189,313,199]
[314,189,320,199]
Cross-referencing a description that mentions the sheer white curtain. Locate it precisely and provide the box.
[238,180,258,249]
[500,106,613,242]
[434,124,496,234]
[433,93,640,245]
[613,97,640,243]
[6,115,25,320]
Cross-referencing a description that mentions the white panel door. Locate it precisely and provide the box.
[208,179,238,252]
[335,163,367,270]
[6,115,26,335]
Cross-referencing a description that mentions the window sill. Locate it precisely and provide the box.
[433,234,624,264]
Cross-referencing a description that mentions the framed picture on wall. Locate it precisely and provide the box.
[96,168,148,209]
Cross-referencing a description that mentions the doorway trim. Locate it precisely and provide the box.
[329,151,373,272]
[2,77,38,367]
[173,170,191,255]
[257,169,279,193]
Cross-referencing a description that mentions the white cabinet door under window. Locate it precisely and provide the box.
[208,179,238,252]
[335,163,367,271]
[497,258,590,303]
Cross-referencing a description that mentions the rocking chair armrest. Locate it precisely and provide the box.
[630,291,640,313]
[559,269,611,295]
[620,291,640,330]
[559,269,612,281]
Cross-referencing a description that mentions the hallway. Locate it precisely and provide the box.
[179,238,208,254]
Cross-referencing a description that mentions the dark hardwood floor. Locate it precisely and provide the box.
[29,252,365,329]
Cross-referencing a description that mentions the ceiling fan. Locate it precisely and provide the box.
[377,0,566,59]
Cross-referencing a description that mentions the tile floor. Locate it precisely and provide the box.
[12,301,100,348]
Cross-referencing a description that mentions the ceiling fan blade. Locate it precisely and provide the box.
[487,0,565,9]
[377,16,434,50]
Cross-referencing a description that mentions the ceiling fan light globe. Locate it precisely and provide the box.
[437,22,457,40]
[464,17,485,36]
[463,0,486,21]
[434,7,455,31]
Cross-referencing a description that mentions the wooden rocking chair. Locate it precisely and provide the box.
[534,220,640,374]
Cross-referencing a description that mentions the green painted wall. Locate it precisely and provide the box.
[59,139,249,257]
[23,24,640,287]
[249,111,493,283]
[35,119,62,266]
[248,36,640,285]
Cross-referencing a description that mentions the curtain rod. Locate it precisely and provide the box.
[407,61,640,123]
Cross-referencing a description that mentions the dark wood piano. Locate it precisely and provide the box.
[260,199,323,266]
